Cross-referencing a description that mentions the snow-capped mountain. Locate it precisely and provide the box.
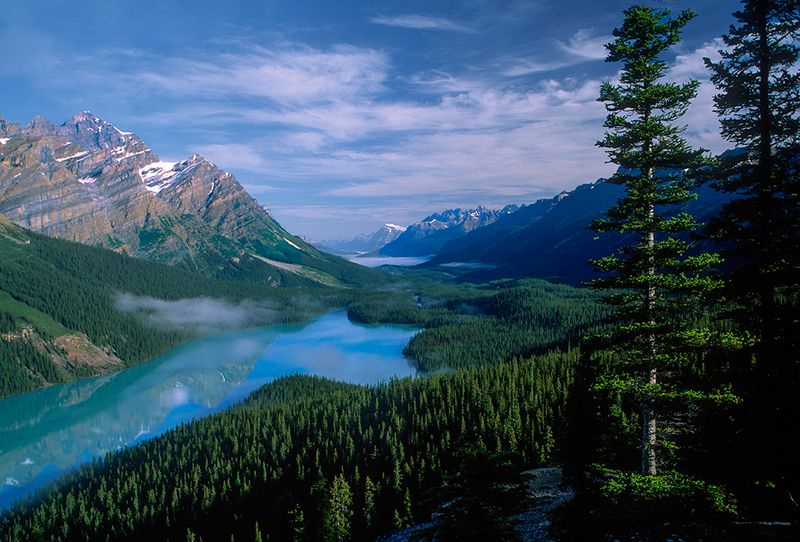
[424,179,733,284]
[0,112,373,286]
[322,223,408,254]
[379,205,519,257]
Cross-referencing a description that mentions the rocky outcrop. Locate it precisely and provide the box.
[52,333,124,373]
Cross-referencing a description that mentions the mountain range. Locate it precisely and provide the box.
[432,181,733,283]
[319,223,407,254]
[379,205,519,257]
[346,178,731,284]
[0,112,377,287]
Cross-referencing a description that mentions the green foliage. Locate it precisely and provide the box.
[702,0,800,519]
[0,309,65,396]
[322,474,353,542]
[703,0,800,344]
[0,220,354,396]
[415,447,532,541]
[0,352,576,541]
[600,471,737,520]
[405,280,606,371]
[589,5,724,476]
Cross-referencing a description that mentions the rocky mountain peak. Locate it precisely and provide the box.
[1,112,365,288]
[1,118,21,138]
[26,115,56,137]
[60,111,130,151]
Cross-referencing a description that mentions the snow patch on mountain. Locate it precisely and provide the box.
[321,223,410,254]
[56,151,89,162]
[139,159,200,194]
[113,146,150,161]
[283,237,303,250]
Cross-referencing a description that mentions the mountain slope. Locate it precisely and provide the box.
[432,193,567,259]
[0,112,379,287]
[0,215,346,397]
[427,179,732,284]
[321,223,407,254]
[379,205,519,257]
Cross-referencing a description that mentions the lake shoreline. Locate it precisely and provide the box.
[0,310,418,510]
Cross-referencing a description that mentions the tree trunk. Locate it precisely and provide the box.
[756,1,776,369]
[641,367,658,476]
[642,164,658,476]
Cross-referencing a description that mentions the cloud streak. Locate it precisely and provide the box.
[114,293,280,334]
[558,29,611,60]
[370,14,473,33]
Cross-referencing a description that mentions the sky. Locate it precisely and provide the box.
[0,0,739,240]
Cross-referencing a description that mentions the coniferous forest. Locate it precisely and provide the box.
[0,1,798,541]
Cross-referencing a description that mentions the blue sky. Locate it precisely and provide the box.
[1,0,737,239]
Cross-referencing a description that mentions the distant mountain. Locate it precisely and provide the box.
[379,205,519,257]
[0,112,379,287]
[321,223,407,254]
[426,178,732,284]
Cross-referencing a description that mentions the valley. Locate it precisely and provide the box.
[0,311,417,509]
[1,1,798,540]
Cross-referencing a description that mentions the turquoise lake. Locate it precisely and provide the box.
[0,311,417,509]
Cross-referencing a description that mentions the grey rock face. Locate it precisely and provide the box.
[0,112,320,282]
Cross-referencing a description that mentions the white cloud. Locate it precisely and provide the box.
[370,14,473,33]
[558,29,611,60]
[114,293,281,333]
[12,34,725,237]
[191,78,610,202]
[669,38,723,83]
[668,39,726,153]
[194,143,272,172]
[75,44,388,109]
[500,30,610,76]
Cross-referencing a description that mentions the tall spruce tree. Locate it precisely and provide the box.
[322,474,353,542]
[704,0,800,517]
[704,0,799,366]
[591,6,722,476]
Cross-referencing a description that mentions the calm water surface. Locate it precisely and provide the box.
[0,311,417,509]
[346,255,431,267]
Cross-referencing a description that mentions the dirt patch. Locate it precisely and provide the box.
[52,333,124,372]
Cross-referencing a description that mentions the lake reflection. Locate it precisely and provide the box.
[0,311,416,508]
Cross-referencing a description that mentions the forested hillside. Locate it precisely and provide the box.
[0,264,609,540]
[0,354,575,541]
[0,215,351,397]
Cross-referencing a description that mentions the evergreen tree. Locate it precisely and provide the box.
[322,474,353,542]
[288,504,306,542]
[704,0,800,518]
[416,447,531,541]
[705,2,800,339]
[591,6,721,476]
[362,476,377,532]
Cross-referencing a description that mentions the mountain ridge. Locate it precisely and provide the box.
[0,112,379,287]
[379,204,519,257]
[425,178,733,284]
[320,223,407,254]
